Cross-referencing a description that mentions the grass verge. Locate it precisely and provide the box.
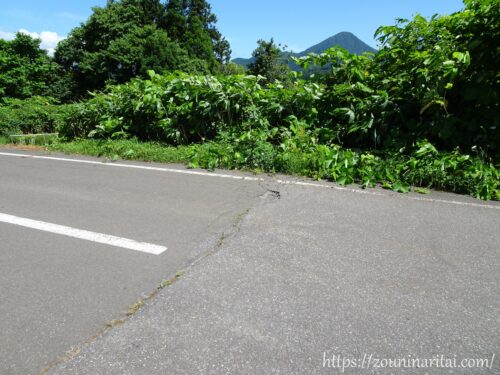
[48,139,191,164]
[1,137,497,201]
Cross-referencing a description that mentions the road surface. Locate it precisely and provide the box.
[0,148,498,374]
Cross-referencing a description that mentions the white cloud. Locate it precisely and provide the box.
[1,28,66,55]
[0,30,15,40]
[18,29,65,55]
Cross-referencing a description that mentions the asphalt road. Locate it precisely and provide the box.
[0,148,268,374]
[1,147,499,374]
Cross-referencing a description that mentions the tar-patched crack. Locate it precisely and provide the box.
[259,189,281,200]
[268,190,281,199]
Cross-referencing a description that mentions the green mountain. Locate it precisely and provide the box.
[233,32,377,68]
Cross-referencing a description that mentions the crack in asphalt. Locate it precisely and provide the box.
[39,201,264,375]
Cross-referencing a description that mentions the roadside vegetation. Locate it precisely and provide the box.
[0,0,498,200]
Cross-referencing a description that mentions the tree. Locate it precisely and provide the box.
[162,0,188,41]
[185,15,214,63]
[193,0,232,66]
[211,29,231,65]
[106,25,194,83]
[0,33,71,101]
[55,0,231,97]
[221,62,246,75]
[248,38,290,83]
[163,0,231,69]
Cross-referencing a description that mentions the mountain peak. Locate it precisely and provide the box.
[296,32,377,57]
[233,32,377,67]
[329,31,356,38]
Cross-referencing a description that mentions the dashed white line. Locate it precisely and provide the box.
[0,212,167,255]
[0,151,498,209]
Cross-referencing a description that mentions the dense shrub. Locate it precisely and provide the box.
[58,72,323,144]
[293,0,499,156]
[375,0,499,156]
[0,97,71,136]
[186,139,499,200]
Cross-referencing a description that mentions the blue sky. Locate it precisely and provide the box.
[0,0,465,57]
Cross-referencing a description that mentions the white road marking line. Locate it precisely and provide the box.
[0,213,167,255]
[0,151,498,209]
[0,151,378,195]
[277,179,385,195]
[403,196,500,209]
[0,151,263,181]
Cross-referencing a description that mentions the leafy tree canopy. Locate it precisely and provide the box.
[248,38,290,84]
[55,0,231,97]
[0,33,71,101]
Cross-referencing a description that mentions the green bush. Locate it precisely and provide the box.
[57,71,323,144]
[187,139,499,200]
[293,0,499,156]
[51,63,498,200]
[0,97,71,136]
